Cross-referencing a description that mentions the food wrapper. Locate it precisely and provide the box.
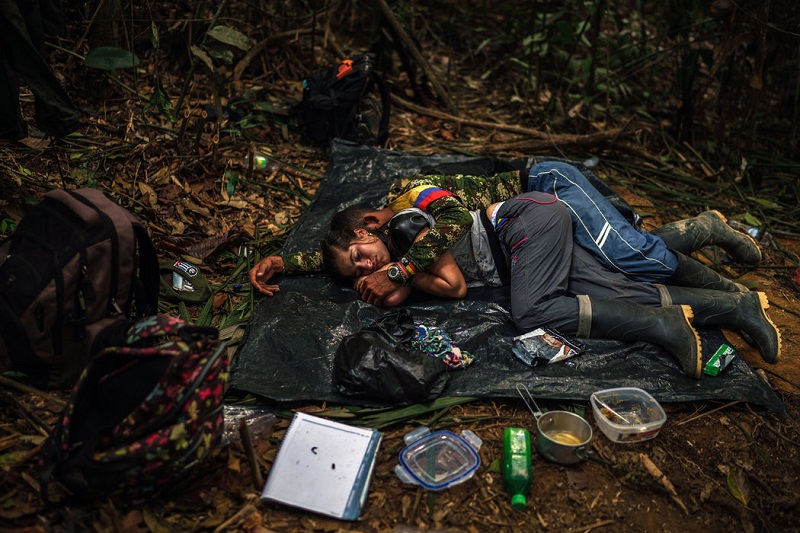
[511,328,582,367]
[703,342,736,376]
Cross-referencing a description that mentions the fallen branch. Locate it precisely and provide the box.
[483,129,628,153]
[639,452,688,515]
[391,93,629,152]
[0,375,65,406]
[375,0,459,116]
[233,28,314,83]
[391,93,551,138]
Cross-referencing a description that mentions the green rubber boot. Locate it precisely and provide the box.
[652,210,762,265]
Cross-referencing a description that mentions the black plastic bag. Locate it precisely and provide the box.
[334,309,449,404]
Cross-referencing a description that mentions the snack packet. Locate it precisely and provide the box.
[512,328,582,367]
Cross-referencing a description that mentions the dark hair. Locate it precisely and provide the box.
[329,204,373,232]
[320,226,390,284]
[320,228,359,284]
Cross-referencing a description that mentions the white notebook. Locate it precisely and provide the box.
[261,412,382,520]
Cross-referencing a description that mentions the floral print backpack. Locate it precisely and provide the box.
[39,315,229,503]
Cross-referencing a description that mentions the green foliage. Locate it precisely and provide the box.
[195,25,252,71]
[0,218,16,236]
[83,47,140,72]
[145,76,175,123]
[225,169,239,198]
[206,25,251,51]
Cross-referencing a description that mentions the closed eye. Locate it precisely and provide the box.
[350,250,362,277]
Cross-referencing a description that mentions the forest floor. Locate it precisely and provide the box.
[2,3,800,531]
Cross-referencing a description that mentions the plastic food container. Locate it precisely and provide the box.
[590,387,667,443]
[395,427,482,490]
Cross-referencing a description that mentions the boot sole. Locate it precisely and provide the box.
[705,210,762,265]
[755,292,782,363]
[678,305,703,379]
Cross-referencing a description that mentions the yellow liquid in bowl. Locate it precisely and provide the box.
[545,431,584,445]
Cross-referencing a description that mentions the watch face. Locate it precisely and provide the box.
[387,265,404,284]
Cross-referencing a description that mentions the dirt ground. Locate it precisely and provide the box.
[2,3,800,531]
[2,161,798,533]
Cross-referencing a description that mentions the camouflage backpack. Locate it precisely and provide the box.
[39,315,229,503]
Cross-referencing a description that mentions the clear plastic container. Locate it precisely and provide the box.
[395,427,482,491]
[590,387,666,443]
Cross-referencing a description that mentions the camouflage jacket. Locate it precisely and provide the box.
[281,170,523,275]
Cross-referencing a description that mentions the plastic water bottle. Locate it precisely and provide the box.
[503,427,532,510]
[727,220,765,241]
[245,151,269,172]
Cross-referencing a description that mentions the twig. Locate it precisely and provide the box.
[1,391,51,437]
[71,0,107,56]
[175,0,230,119]
[563,519,616,533]
[212,503,259,533]
[239,419,264,490]
[674,400,740,427]
[638,453,688,515]
[762,423,800,447]
[233,28,314,83]
[0,375,66,406]
[758,367,800,390]
[375,0,459,116]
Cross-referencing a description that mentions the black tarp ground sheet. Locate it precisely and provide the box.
[229,140,787,416]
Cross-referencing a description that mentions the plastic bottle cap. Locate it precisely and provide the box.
[511,494,527,509]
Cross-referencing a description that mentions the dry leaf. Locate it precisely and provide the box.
[726,467,751,507]
[138,182,158,208]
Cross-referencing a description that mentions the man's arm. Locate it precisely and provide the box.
[248,250,323,296]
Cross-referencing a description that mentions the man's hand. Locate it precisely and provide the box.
[355,269,400,305]
[248,256,285,296]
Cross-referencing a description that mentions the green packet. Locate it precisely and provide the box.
[703,343,736,376]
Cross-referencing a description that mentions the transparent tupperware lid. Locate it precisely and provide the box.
[395,427,482,491]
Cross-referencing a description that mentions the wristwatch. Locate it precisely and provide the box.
[387,263,408,286]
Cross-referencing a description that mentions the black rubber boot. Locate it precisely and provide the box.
[576,295,702,378]
[668,252,748,293]
[652,210,762,265]
[660,286,782,364]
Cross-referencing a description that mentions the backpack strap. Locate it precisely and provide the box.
[370,70,391,147]
[0,295,42,377]
[133,223,160,317]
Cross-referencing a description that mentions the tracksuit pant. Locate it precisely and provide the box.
[494,192,661,334]
[525,161,678,284]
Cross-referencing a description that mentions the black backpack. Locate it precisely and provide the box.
[294,54,391,147]
[0,188,160,389]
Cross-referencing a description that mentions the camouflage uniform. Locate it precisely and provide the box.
[280,171,522,275]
